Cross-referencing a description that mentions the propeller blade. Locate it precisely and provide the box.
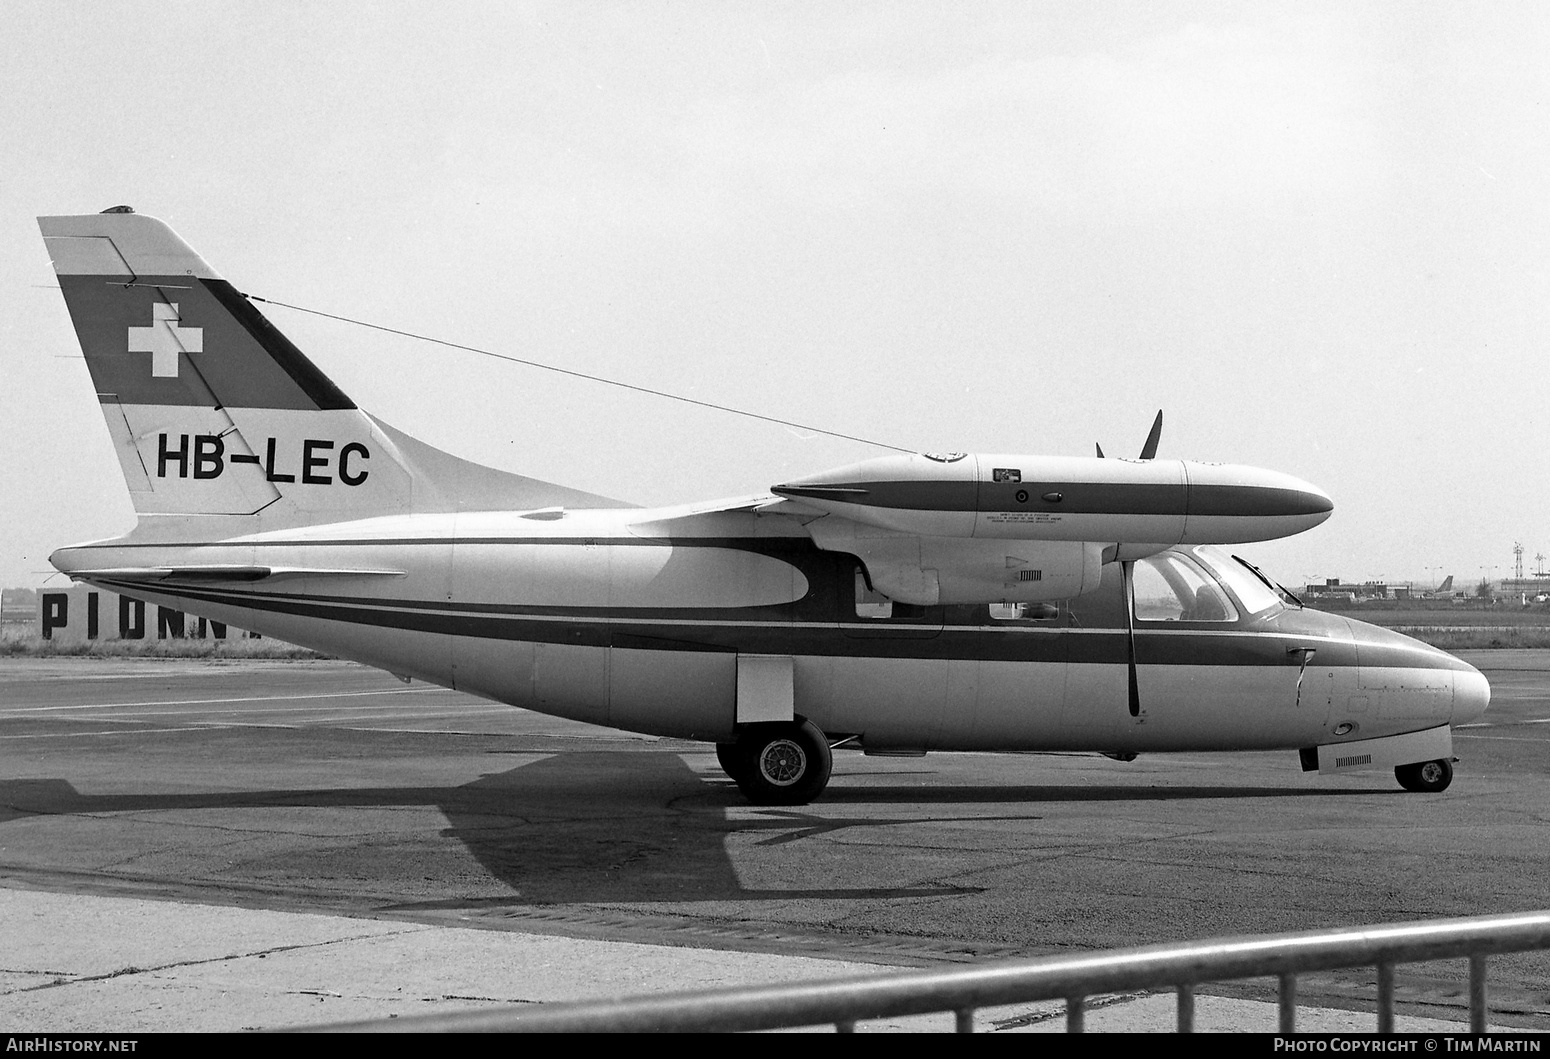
[1138,410,1163,461]
[1123,560,1141,718]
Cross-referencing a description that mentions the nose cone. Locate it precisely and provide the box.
[1454,662,1491,724]
[1270,471,1334,521]
[1198,464,1333,518]
[1181,463,1333,543]
[1342,617,1490,729]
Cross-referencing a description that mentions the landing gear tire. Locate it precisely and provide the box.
[1395,758,1453,793]
[729,719,832,806]
[715,743,749,783]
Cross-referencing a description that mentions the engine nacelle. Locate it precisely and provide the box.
[773,451,1331,546]
[808,518,1106,607]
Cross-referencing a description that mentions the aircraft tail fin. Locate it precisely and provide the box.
[39,208,620,530]
[1437,575,1453,594]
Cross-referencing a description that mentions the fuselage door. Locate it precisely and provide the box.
[1128,550,1255,739]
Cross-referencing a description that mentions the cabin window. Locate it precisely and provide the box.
[1132,553,1239,622]
[937,601,1063,627]
[855,571,893,618]
[851,569,943,624]
[988,601,1059,622]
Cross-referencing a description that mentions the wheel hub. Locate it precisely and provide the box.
[758,739,807,786]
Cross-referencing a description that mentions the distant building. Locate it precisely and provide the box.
[1302,578,1412,602]
[0,587,38,623]
[1499,578,1550,603]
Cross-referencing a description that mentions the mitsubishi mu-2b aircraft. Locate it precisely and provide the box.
[37,208,1489,805]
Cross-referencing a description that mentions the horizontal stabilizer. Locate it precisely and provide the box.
[71,566,406,583]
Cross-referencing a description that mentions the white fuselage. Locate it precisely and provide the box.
[55,504,1488,756]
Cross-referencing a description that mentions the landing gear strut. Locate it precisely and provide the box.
[1395,758,1453,793]
[716,718,833,806]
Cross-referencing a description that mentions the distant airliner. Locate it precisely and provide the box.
[37,209,1487,803]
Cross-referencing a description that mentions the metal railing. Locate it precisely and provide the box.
[320,911,1550,1033]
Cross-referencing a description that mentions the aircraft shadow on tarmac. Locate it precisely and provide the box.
[818,782,1394,804]
[0,750,1390,909]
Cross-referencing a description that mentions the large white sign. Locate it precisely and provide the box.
[37,586,256,644]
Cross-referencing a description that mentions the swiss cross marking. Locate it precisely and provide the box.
[128,302,203,378]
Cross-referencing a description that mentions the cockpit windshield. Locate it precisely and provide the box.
[1192,546,1288,617]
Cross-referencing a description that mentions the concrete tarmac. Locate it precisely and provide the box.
[0,887,1494,1033]
[2,651,1548,1032]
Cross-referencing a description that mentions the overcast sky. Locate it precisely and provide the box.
[4,2,1548,591]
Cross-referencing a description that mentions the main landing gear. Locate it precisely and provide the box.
[716,718,833,806]
[1395,758,1454,793]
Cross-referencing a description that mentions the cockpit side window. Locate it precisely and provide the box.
[1132,553,1239,623]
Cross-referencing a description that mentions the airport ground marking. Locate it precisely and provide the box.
[0,727,225,740]
[2,703,500,723]
[1,687,448,714]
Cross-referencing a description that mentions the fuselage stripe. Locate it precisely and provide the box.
[89,577,1468,672]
